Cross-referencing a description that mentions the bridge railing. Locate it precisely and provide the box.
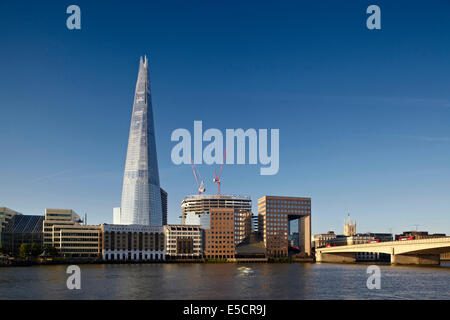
[316,236,450,252]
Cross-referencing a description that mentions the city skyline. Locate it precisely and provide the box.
[0,1,450,236]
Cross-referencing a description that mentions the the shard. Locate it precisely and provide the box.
[119,55,163,226]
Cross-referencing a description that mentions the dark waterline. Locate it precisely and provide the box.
[1,263,450,300]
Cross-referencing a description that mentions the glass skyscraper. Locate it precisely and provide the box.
[120,55,163,226]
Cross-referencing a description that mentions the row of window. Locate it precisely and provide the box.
[58,243,100,247]
[267,199,310,205]
[205,255,235,259]
[104,253,164,261]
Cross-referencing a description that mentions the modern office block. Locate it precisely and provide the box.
[43,209,82,246]
[0,207,22,242]
[1,214,43,256]
[113,207,121,225]
[161,188,168,225]
[120,56,163,226]
[42,209,101,257]
[49,224,102,258]
[204,207,236,259]
[258,196,312,257]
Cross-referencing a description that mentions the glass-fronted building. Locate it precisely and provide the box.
[1,214,44,256]
[120,56,163,226]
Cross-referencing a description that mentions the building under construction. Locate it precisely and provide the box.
[181,194,252,245]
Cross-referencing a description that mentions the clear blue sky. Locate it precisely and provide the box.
[1,1,449,235]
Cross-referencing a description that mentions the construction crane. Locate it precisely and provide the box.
[213,149,227,195]
[191,158,205,195]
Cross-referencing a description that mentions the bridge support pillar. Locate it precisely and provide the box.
[316,252,356,263]
[391,254,440,265]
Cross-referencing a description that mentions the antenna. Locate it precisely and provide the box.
[85,213,87,226]
[413,224,420,231]
[213,148,227,195]
[191,158,205,195]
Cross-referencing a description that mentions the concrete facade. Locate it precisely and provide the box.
[50,224,102,258]
[391,254,440,265]
[164,225,203,259]
[43,209,83,246]
[181,194,251,225]
[316,252,356,263]
[102,224,165,261]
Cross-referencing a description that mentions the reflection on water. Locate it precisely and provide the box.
[1,263,450,300]
[237,266,254,277]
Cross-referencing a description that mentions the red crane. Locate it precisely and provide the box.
[213,149,227,195]
[190,158,205,195]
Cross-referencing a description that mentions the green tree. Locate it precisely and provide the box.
[19,243,31,259]
[30,243,42,257]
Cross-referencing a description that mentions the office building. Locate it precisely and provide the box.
[42,209,101,258]
[164,225,203,259]
[113,207,121,224]
[48,224,102,258]
[1,214,44,256]
[313,231,338,249]
[288,232,300,247]
[0,207,22,240]
[119,56,163,226]
[204,208,236,259]
[102,224,165,261]
[251,214,264,235]
[43,209,83,246]
[258,196,312,257]
[396,231,447,240]
[235,209,252,245]
[114,190,167,226]
[161,188,168,225]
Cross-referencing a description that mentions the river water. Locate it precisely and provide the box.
[1,263,450,299]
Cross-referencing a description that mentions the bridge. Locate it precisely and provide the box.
[315,237,450,265]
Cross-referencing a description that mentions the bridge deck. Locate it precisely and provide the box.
[316,237,450,255]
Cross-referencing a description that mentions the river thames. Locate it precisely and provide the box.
[1,263,450,300]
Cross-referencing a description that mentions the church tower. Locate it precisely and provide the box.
[344,213,356,236]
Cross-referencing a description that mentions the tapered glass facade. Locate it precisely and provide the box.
[120,56,163,226]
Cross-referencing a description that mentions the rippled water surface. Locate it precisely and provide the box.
[1,263,450,299]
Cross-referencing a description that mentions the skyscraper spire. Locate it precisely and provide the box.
[119,56,163,226]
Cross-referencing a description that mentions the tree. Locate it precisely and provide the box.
[19,243,31,259]
[30,243,42,257]
[42,244,59,257]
